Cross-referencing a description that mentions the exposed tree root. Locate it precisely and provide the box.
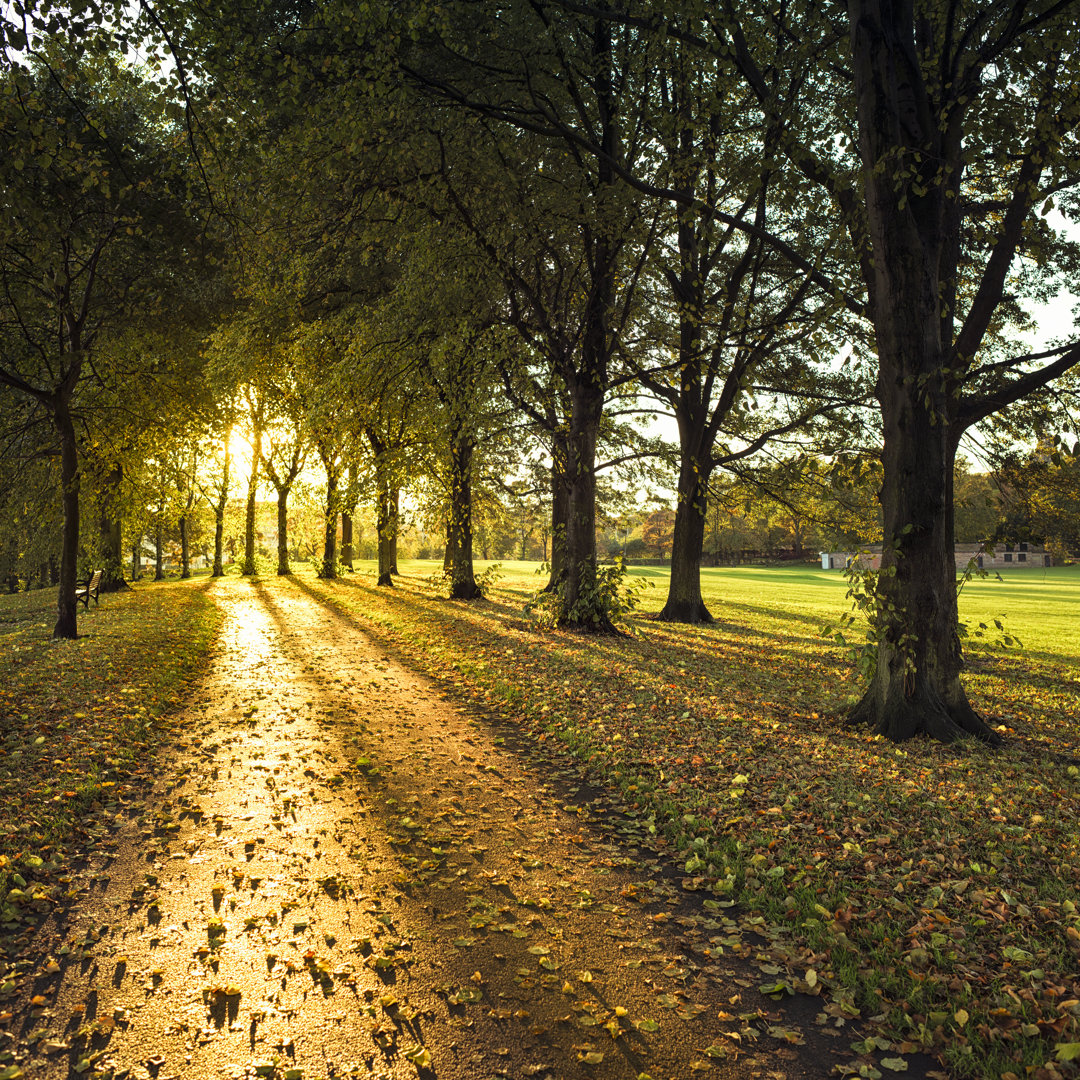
[449,581,482,600]
[657,600,715,625]
[849,678,1003,746]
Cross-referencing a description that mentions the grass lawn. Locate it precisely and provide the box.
[312,558,1080,1080]
[0,579,221,957]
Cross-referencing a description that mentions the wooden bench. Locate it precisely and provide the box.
[75,569,102,609]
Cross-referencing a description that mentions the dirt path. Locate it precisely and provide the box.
[12,575,869,1080]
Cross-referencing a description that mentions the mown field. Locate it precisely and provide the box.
[311,559,1080,1080]
[0,562,1077,1079]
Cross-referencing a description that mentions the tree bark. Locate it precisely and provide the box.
[212,442,229,577]
[847,379,995,743]
[179,515,190,578]
[376,474,394,587]
[341,510,353,571]
[389,487,400,575]
[322,470,338,579]
[558,379,612,629]
[154,517,164,581]
[276,488,293,578]
[212,509,225,576]
[660,406,712,626]
[53,404,80,640]
[98,462,125,591]
[243,420,262,576]
[847,0,998,744]
[446,435,480,599]
[660,445,714,623]
[276,488,291,575]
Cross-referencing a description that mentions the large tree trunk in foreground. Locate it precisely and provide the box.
[847,1,998,744]
[53,406,80,640]
[446,436,480,599]
[98,463,125,591]
[847,380,996,743]
[660,438,714,624]
[277,488,291,575]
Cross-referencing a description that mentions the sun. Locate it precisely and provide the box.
[226,428,254,484]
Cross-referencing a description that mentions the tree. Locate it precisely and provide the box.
[641,508,676,560]
[836,3,1080,741]
[626,19,867,623]
[195,409,234,577]
[0,45,199,636]
[997,446,1080,557]
[623,2,1080,740]
[384,3,662,627]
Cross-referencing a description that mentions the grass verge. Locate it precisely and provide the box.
[0,580,222,963]
[309,563,1080,1080]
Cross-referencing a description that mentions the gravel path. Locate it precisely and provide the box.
[12,575,864,1080]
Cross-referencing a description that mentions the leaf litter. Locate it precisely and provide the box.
[0,574,900,1080]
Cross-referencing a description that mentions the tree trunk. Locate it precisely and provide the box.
[848,377,996,743]
[277,487,291,575]
[243,423,261,576]
[53,405,80,640]
[132,542,141,581]
[213,443,229,577]
[98,463,125,591]
[558,380,611,629]
[544,432,570,592]
[179,515,190,578]
[376,473,393,587]
[154,518,164,581]
[212,508,225,577]
[660,430,714,623]
[847,0,998,744]
[446,436,480,599]
[341,510,353,571]
[389,487,399,575]
[321,472,338,579]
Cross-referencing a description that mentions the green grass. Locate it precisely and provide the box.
[318,559,1080,1080]
[0,579,222,949]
